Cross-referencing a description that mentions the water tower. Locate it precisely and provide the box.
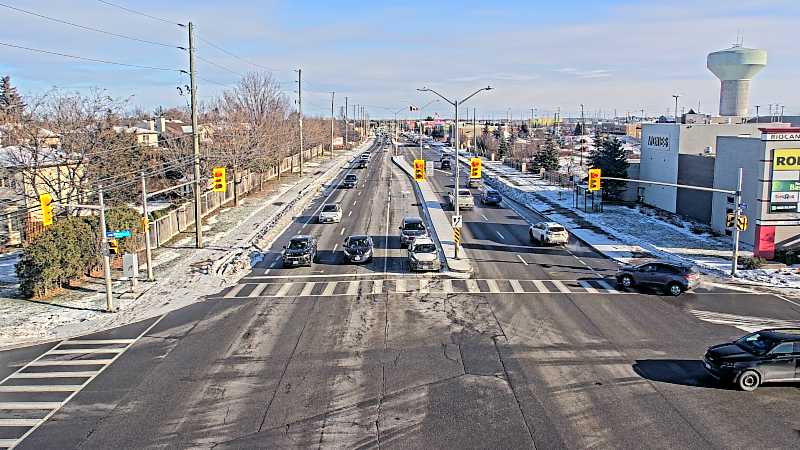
[707,45,767,117]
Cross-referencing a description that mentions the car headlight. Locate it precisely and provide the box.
[719,362,736,369]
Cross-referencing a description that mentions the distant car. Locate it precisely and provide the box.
[318,203,342,223]
[282,235,318,267]
[354,159,367,169]
[343,235,374,263]
[703,328,800,391]
[480,187,502,205]
[408,237,440,271]
[529,222,569,246]
[615,261,700,296]
[447,188,474,210]
[467,178,482,189]
[399,216,428,247]
[440,159,451,170]
[342,174,358,188]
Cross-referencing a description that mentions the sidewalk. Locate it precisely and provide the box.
[0,142,369,349]
[464,157,800,290]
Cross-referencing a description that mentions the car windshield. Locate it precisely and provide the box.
[349,238,370,247]
[548,226,566,233]
[735,332,780,356]
[458,189,471,196]
[413,243,436,253]
[346,175,357,180]
[288,240,308,250]
[322,205,338,212]
[403,221,425,231]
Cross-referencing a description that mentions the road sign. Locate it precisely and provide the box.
[426,161,434,178]
[105,230,132,239]
[588,168,601,191]
[737,215,748,231]
[451,215,462,228]
[453,227,461,245]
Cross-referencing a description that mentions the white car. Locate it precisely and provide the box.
[318,203,342,223]
[407,237,441,272]
[529,222,569,245]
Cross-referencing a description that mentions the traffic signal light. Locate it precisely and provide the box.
[212,167,226,192]
[588,168,601,191]
[108,239,119,256]
[470,157,482,178]
[414,159,425,181]
[726,212,735,228]
[39,193,54,226]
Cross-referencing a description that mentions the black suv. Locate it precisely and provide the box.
[615,260,700,296]
[343,235,374,263]
[704,328,800,391]
[440,159,451,170]
[282,235,318,267]
[342,174,358,188]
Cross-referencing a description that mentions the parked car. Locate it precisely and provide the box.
[440,159,451,170]
[342,174,358,188]
[480,187,502,205]
[407,237,440,271]
[282,235,318,267]
[615,260,700,296]
[343,235,374,263]
[703,328,800,391]
[318,203,342,223]
[529,222,569,245]
[399,216,428,247]
[447,188,474,210]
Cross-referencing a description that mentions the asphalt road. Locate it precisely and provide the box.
[3,137,800,449]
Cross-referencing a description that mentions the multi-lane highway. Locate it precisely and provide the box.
[3,136,800,449]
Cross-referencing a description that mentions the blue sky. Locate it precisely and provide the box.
[1,0,798,119]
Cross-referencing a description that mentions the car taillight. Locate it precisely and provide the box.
[686,274,698,280]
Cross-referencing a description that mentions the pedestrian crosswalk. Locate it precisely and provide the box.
[220,277,629,299]
[0,319,163,449]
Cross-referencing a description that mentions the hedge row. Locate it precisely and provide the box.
[15,207,142,298]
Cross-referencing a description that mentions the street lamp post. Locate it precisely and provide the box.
[417,86,492,259]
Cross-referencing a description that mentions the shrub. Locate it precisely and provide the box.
[739,256,767,270]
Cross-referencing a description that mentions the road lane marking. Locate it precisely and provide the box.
[300,282,316,296]
[11,372,98,379]
[578,280,599,294]
[353,200,357,206]
[322,282,337,296]
[466,279,480,293]
[0,419,41,427]
[340,227,346,235]
[0,402,62,410]
[486,279,500,293]
[249,283,269,297]
[442,279,453,293]
[395,279,407,293]
[516,254,529,265]
[481,214,488,221]
[346,280,359,296]
[274,283,294,297]
[348,211,352,217]
[333,244,338,252]
[532,280,549,293]
[0,385,82,393]
[372,279,383,295]
[596,279,620,294]
[62,339,135,345]
[510,279,524,293]
[47,348,124,355]
[496,231,505,240]
[224,283,249,298]
[28,359,115,367]
[551,280,571,293]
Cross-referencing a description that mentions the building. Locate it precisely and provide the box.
[113,125,159,148]
[711,128,800,258]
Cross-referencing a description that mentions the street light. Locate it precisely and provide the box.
[417,85,493,259]
[411,99,439,160]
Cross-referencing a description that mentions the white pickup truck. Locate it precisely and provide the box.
[447,188,474,210]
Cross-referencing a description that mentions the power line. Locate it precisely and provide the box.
[195,32,284,73]
[0,2,181,49]
[194,54,242,78]
[0,41,181,72]
[95,0,184,27]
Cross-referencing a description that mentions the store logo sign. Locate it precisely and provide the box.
[773,149,800,171]
[646,135,670,149]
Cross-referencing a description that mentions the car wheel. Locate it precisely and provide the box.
[737,370,760,391]
[666,282,683,297]
[529,231,535,243]
[620,275,634,289]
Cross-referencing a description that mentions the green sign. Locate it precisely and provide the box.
[771,180,800,192]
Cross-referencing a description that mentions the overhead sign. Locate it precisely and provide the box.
[762,132,800,141]
[772,149,800,171]
[451,215,462,228]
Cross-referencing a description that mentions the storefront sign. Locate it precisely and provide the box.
[762,132,800,141]
[771,180,800,192]
[772,149,800,171]
[645,135,670,150]
[770,191,799,203]
[769,203,798,213]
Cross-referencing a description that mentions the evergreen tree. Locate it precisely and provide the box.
[0,76,25,117]
[574,123,583,135]
[498,136,509,156]
[534,137,560,172]
[588,134,629,199]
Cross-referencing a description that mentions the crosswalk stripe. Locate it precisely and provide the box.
[346,280,359,296]
[532,280,549,293]
[486,279,500,293]
[466,279,480,293]
[396,279,407,293]
[372,279,383,295]
[47,348,124,355]
[419,279,429,294]
[300,282,316,296]
[28,359,115,366]
[510,279,524,293]
[249,283,269,297]
[596,280,620,294]
[274,283,294,297]
[0,439,20,447]
[442,279,453,293]
[551,280,571,293]
[0,402,62,409]
[62,339,134,345]
[0,419,40,427]
[322,282,337,296]
[11,371,98,379]
[578,280,599,294]
[0,385,82,392]
[224,283,249,298]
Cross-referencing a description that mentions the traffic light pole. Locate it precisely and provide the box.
[141,173,154,282]
[98,186,114,312]
[731,168,743,277]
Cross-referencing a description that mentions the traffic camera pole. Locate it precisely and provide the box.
[141,173,154,281]
[731,168,743,277]
[98,186,113,312]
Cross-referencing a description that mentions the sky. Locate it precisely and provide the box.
[1,0,798,120]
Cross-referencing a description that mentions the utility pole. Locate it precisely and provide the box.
[473,108,477,154]
[98,186,113,312]
[296,68,303,176]
[188,21,202,249]
[141,173,154,281]
[673,94,680,123]
[731,168,743,276]
[755,105,760,123]
[344,96,349,149]
[580,104,586,167]
[330,91,335,158]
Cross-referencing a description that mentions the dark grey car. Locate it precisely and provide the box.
[615,261,700,296]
